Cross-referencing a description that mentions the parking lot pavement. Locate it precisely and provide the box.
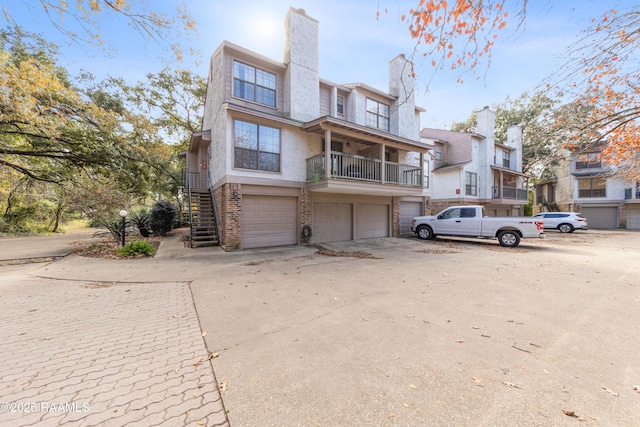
[0,264,229,427]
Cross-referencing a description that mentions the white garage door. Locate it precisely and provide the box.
[242,196,297,248]
[357,204,389,239]
[312,202,352,243]
[580,206,618,229]
[399,202,422,235]
[628,207,640,229]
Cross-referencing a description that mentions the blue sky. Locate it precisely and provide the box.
[4,0,635,129]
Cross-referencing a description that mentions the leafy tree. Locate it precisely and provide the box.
[1,0,196,60]
[402,1,640,180]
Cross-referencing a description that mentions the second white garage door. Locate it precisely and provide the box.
[312,202,352,243]
[357,204,389,239]
[580,206,618,229]
[242,196,297,249]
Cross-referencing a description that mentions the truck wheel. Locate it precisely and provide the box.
[416,225,435,240]
[498,230,520,247]
[558,223,574,233]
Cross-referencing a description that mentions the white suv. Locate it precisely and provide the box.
[532,212,588,233]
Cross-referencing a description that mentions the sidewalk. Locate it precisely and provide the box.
[0,231,230,427]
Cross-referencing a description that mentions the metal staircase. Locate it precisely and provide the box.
[188,189,219,248]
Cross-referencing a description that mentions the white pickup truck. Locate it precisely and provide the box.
[411,205,544,247]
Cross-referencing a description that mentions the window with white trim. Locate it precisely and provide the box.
[234,120,280,172]
[466,172,477,196]
[337,95,345,115]
[434,145,443,161]
[233,61,276,107]
[365,98,389,131]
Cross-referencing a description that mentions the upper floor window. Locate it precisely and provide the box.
[575,153,601,169]
[578,177,606,198]
[423,160,430,188]
[365,98,389,131]
[466,172,477,196]
[233,61,276,107]
[337,95,345,115]
[502,151,510,169]
[434,145,443,161]
[234,120,280,172]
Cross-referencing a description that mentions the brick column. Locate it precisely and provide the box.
[223,183,242,251]
[300,188,312,244]
[391,197,400,237]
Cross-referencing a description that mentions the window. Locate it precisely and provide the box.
[233,61,276,107]
[365,98,389,131]
[234,120,280,172]
[434,145,443,161]
[460,207,477,218]
[502,151,510,168]
[337,95,344,115]
[578,177,606,197]
[466,172,477,196]
[575,153,601,169]
[423,160,430,188]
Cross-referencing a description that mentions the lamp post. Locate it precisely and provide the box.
[119,210,128,246]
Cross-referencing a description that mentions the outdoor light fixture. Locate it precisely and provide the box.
[119,209,128,246]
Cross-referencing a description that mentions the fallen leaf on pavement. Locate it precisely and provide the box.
[409,384,418,390]
[209,352,219,360]
[201,331,209,337]
[502,381,520,389]
[563,410,578,417]
[193,358,205,367]
[388,413,395,418]
[456,339,464,343]
[220,380,228,392]
[602,386,619,397]
[472,376,484,387]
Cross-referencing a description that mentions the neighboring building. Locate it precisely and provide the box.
[183,8,431,250]
[534,145,640,229]
[420,107,529,216]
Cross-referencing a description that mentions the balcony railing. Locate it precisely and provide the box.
[306,151,422,187]
[492,186,528,201]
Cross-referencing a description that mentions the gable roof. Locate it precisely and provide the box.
[420,128,481,144]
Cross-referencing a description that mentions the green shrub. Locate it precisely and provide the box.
[150,200,177,236]
[116,240,156,256]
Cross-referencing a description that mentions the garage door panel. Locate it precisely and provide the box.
[242,196,297,248]
[581,207,617,229]
[312,202,352,243]
[357,204,388,239]
[628,207,640,229]
[400,202,422,235]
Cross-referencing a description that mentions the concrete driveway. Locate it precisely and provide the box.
[1,229,639,426]
[190,231,640,426]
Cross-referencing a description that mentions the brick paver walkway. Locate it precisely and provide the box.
[0,274,229,426]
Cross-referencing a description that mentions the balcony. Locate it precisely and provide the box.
[306,151,422,187]
[492,186,529,201]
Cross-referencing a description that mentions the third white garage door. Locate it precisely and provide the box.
[242,195,297,249]
[399,201,422,235]
[628,207,640,229]
[357,204,389,239]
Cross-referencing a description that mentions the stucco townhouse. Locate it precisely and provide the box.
[419,108,530,217]
[181,7,433,250]
[534,144,640,229]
